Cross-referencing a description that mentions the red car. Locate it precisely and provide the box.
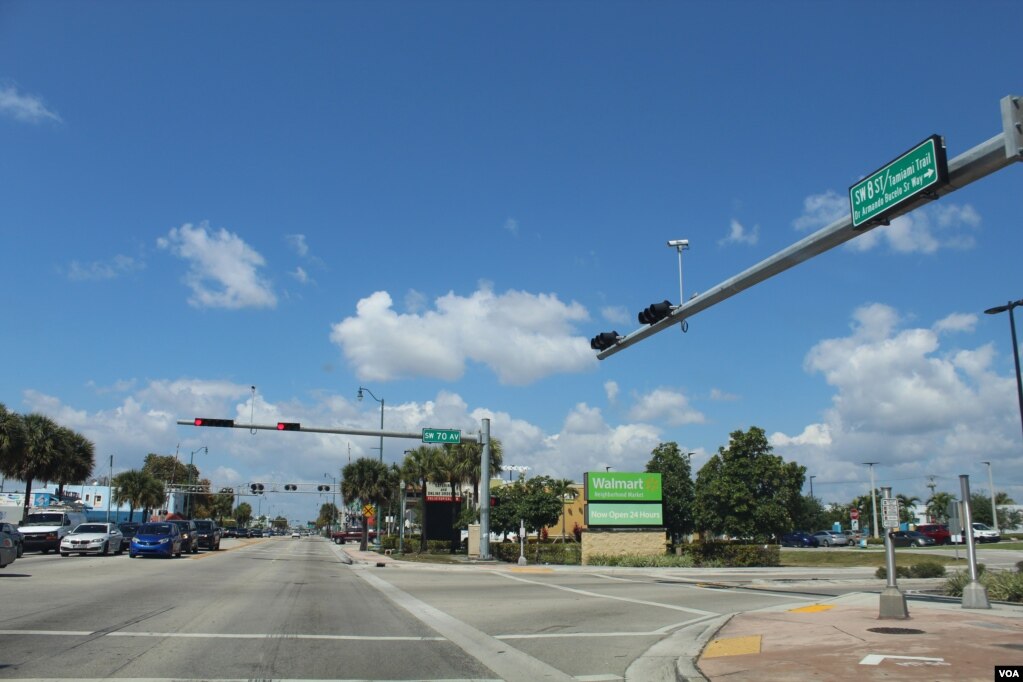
[914,523,953,545]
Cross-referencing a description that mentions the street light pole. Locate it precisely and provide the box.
[980,460,999,534]
[984,299,1023,446]
[187,446,206,518]
[357,386,384,546]
[809,475,816,500]
[863,462,879,539]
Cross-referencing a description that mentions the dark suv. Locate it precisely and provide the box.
[0,522,24,558]
[194,520,222,550]
[169,519,200,553]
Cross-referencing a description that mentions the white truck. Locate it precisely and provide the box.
[18,508,88,554]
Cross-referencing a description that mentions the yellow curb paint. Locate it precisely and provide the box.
[703,635,762,658]
[788,604,835,613]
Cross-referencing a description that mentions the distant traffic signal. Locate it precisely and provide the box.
[284,484,297,491]
[590,331,620,352]
[218,487,234,494]
[194,417,235,428]
[276,422,300,431]
[250,483,265,494]
[638,300,673,325]
[317,485,330,492]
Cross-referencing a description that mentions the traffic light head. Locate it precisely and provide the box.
[317,484,330,492]
[590,331,620,352]
[250,483,264,494]
[194,417,235,428]
[638,300,673,325]
[276,422,300,431]
[284,484,297,491]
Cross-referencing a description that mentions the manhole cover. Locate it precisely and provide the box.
[867,627,926,635]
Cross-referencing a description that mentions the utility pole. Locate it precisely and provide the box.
[863,462,879,539]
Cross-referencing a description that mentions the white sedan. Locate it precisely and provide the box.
[60,522,124,556]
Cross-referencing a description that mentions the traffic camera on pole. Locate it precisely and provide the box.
[638,300,673,325]
[195,417,234,427]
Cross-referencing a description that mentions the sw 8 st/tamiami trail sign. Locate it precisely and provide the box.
[849,134,949,228]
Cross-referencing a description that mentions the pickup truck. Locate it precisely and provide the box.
[330,527,377,545]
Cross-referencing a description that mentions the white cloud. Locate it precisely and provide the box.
[329,286,595,385]
[67,254,144,281]
[604,381,619,403]
[503,218,519,237]
[627,388,705,426]
[770,423,831,447]
[719,219,759,246]
[157,221,277,309]
[600,305,630,326]
[793,190,848,231]
[0,84,61,123]
[286,234,309,257]
[933,313,977,334]
[709,388,739,401]
[291,266,309,284]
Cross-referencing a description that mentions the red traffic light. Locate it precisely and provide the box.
[194,418,235,428]
[276,422,301,431]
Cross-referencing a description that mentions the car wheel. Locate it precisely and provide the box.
[822,540,830,547]
[61,552,69,557]
[102,542,109,556]
[129,552,137,558]
[17,545,23,558]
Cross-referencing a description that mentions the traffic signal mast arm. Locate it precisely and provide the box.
[598,94,1022,360]
[180,419,482,443]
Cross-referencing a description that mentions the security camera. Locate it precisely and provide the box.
[666,239,689,248]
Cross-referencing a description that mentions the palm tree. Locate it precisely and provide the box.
[0,404,26,489]
[402,446,438,552]
[452,438,504,509]
[341,457,390,551]
[896,494,921,524]
[926,491,956,523]
[10,413,64,518]
[139,475,167,521]
[52,428,95,500]
[113,470,150,523]
[548,478,578,542]
[431,446,467,553]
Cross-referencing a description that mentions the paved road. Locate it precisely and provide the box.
[2,536,1020,681]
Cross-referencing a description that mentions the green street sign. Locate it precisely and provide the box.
[586,502,664,527]
[849,135,948,228]
[585,472,662,502]
[422,428,461,444]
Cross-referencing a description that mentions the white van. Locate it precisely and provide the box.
[19,508,89,553]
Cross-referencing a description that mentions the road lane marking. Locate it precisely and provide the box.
[497,572,716,616]
[0,629,443,641]
[860,654,948,666]
[703,635,762,658]
[356,569,576,682]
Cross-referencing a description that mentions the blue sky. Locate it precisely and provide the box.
[2,1,1021,525]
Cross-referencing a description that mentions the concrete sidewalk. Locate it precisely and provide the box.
[692,592,1023,682]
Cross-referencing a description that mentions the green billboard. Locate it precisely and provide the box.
[586,502,664,527]
[585,472,662,502]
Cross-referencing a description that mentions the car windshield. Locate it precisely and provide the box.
[138,524,172,535]
[195,521,214,530]
[23,513,65,526]
[73,524,108,534]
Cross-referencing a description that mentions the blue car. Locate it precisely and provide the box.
[129,522,183,558]
[780,531,819,548]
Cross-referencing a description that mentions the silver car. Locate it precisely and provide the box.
[812,530,850,547]
[60,522,124,556]
[0,529,17,568]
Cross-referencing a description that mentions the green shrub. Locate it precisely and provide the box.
[680,542,779,567]
[909,561,946,578]
[586,553,697,568]
[943,566,1022,603]
[875,565,911,579]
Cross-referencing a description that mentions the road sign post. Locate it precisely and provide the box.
[849,135,948,228]
[422,428,461,444]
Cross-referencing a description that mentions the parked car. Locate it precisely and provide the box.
[812,530,849,547]
[780,531,819,548]
[291,530,301,538]
[0,527,18,568]
[18,508,89,553]
[194,520,222,550]
[0,522,24,558]
[888,530,936,547]
[842,529,862,544]
[971,522,1001,543]
[60,522,124,556]
[118,522,141,547]
[168,519,200,553]
[914,523,953,545]
[129,522,183,558]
